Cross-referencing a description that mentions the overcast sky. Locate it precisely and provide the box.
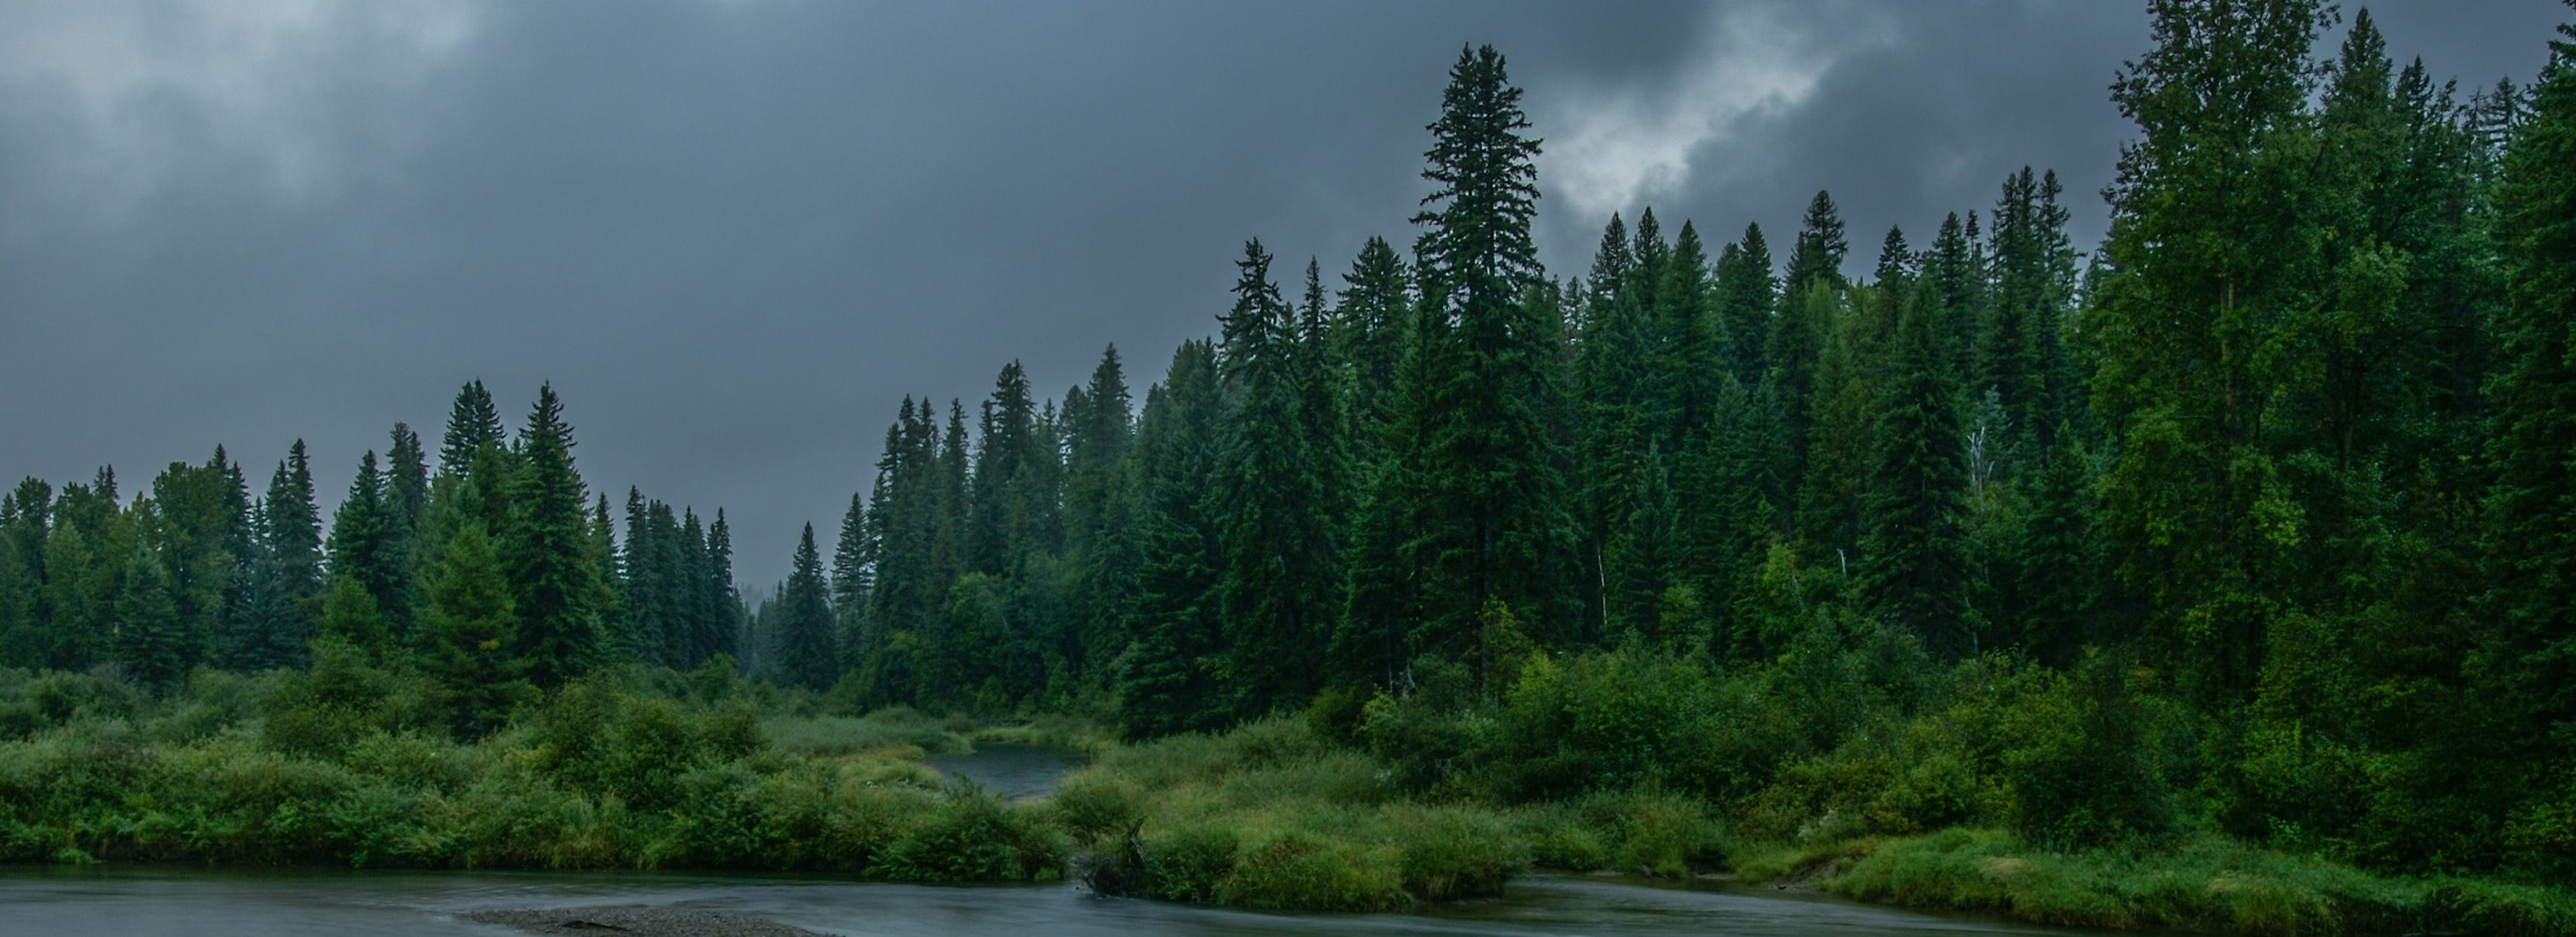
[0,2,2564,586]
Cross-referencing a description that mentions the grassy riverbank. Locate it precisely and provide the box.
[9,651,2575,935]
[1738,831,2576,937]
[0,655,1060,879]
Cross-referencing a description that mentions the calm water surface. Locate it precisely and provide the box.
[0,868,2087,937]
[925,742,1088,800]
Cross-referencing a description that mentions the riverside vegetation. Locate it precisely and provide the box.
[7,1,2576,932]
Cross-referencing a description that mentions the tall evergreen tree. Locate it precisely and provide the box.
[418,518,526,738]
[831,490,871,666]
[267,441,323,607]
[1119,340,1229,735]
[1399,44,1577,660]
[111,542,184,691]
[440,380,506,474]
[2484,5,2576,759]
[1215,240,1343,716]
[703,509,738,666]
[776,523,837,691]
[1862,266,1973,656]
[1714,222,1779,386]
[325,450,410,644]
[1982,167,2080,457]
[1783,190,1850,292]
[503,384,604,687]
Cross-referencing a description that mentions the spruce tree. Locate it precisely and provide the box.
[440,380,506,474]
[1334,237,1413,445]
[267,441,323,607]
[831,490,871,666]
[418,518,526,738]
[1214,240,1342,716]
[1655,220,1722,449]
[1861,276,1972,657]
[388,423,430,527]
[702,509,738,666]
[1400,44,1578,658]
[1714,222,1778,386]
[2484,7,2576,751]
[502,384,604,687]
[777,523,838,691]
[112,544,185,692]
[1118,340,1228,736]
[1982,167,2078,457]
[325,450,409,646]
[1783,190,1850,292]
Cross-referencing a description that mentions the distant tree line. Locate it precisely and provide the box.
[0,381,738,735]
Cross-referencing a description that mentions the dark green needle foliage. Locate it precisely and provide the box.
[776,523,837,691]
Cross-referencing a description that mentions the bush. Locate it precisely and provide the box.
[876,787,1062,882]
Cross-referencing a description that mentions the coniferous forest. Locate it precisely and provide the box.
[5,2,2576,928]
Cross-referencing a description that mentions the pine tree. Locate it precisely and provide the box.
[1334,237,1413,446]
[1118,340,1229,736]
[325,450,409,646]
[314,572,389,652]
[227,532,305,670]
[1862,269,1972,657]
[1574,212,1658,640]
[1783,190,1850,292]
[2484,7,2576,751]
[418,518,527,738]
[777,523,838,691]
[1065,346,1140,680]
[1400,44,1578,660]
[1982,167,2079,458]
[112,543,184,691]
[1215,240,1343,716]
[388,423,430,528]
[503,384,604,687]
[702,509,738,666]
[1656,220,1722,448]
[440,380,507,474]
[967,362,1040,576]
[0,480,50,667]
[268,441,324,607]
[1715,222,1779,386]
[831,490,871,667]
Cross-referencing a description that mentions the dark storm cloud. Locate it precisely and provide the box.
[0,2,2561,584]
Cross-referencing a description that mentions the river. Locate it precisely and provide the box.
[0,867,2080,937]
[0,747,2076,936]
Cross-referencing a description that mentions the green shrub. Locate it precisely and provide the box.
[1218,828,1409,912]
[1141,817,1240,903]
[876,787,1061,882]
[1388,804,1525,899]
[1511,803,1608,870]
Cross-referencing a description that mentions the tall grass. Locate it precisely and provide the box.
[1738,829,2576,937]
[0,666,1060,880]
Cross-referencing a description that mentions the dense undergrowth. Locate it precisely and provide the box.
[8,632,2575,935]
[0,652,1060,880]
